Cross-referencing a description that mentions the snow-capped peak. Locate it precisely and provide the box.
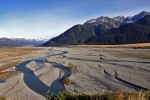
[85,11,150,28]
[84,16,126,29]
[112,16,125,21]
[122,11,150,24]
[85,16,126,24]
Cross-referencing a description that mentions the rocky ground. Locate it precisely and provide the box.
[0,46,149,100]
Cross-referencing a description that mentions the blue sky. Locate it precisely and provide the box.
[0,0,150,39]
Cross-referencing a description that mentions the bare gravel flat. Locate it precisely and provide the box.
[0,46,150,99]
[47,47,150,93]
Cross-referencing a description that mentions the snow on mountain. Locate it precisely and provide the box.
[86,16,125,24]
[122,11,150,24]
[85,11,150,28]
[85,16,125,29]
[0,37,47,46]
[11,38,46,46]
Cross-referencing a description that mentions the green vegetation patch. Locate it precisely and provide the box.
[0,96,6,100]
[46,90,150,100]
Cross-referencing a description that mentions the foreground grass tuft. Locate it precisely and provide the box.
[46,90,150,100]
[62,78,71,86]
[66,63,74,71]
[0,96,6,100]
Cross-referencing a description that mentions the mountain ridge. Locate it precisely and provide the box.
[43,11,150,46]
[0,37,46,47]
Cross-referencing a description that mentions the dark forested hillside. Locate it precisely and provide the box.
[86,23,150,44]
[43,12,150,46]
[43,24,96,46]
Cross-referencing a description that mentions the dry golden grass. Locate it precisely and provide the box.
[0,71,20,80]
[66,63,74,71]
[0,47,42,63]
[0,47,43,80]
[0,48,41,59]
[0,61,20,72]
[2,90,150,100]
[78,43,150,48]
[46,90,150,100]
[62,78,71,86]
[0,47,41,52]
[0,52,29,58]
[0,57,22,63]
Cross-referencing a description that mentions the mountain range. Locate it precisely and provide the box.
[0,37,46,47]
[43,11,150,46]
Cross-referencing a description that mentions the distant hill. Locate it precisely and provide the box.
[0,38,46,47]
[0,38,19,47]
[43,11,150,46]
[11,38,46,46]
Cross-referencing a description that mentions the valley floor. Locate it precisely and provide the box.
[0,46,150,100]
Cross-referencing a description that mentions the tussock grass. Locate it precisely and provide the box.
[0,47,41,52]
[0,47,42,59]
[0,52,28,58]
[0,71,20,80]
[62,78,71,86]
[0,61,19,72]
[0,47,43,80]
[0,57,22,63]
[78,43,150,48]
[0,96,6,100]
[66,63,74,71]
[46,90,150,100]
[1,91,150,100]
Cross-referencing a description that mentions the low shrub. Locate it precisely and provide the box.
[46,90,150,100]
